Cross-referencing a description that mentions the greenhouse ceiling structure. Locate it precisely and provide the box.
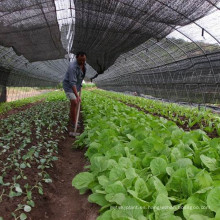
[1,0,220,103]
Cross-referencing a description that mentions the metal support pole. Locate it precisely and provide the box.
[0,85,7,103]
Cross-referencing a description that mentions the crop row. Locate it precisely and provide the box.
[0,93,68,220]
[92,89,220,137]
[73,90,220,220]
[0,90,66,114]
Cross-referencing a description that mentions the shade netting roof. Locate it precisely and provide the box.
[1,0,220,103]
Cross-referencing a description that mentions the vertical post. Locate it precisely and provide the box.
[0,85,7,103]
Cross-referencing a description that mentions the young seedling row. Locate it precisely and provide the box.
[0,93,69,219]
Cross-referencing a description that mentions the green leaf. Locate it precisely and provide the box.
[166,168,193,198]
[170,147,182,162]
[11,213,16,218]
[127,190,150,207]
[188,214,210,220]
[111,197,144,219]
[34,152,39,158]
[150,158,167,176]
[125,168,137,180]
[20,163,26,169]
[72,172,94,190]
[15,162,19,167]
[15,186,23,193]
[183,194,214,220]
[216,210,220,219]
[27,200,35,207]
[0,176,3,185]
[174,158,193,169]
[52,156,58,161]
[44,178,52,183]
[207,187,220,212]
[154,194,174,220]
[40,158,46,164]
[135,177,149,199]
[119,157,133,169]
[153,176,168,196]
[38,187,43,195]
[109,167,125,182]
[195,170,213,189]
[166,167,175,176]
[20,213,27,220]
[126,134,136,141]
[88,193,109,206]
[97,210,112,220]
[98,175,109,187]
[105,181,126,194]
[200,155,217,171]
[24,205,31,212]
[142,155,152,168]
[105,193,126,205]
[9,190,17,198]
[90,156,109,173]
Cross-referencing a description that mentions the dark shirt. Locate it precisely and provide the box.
[63,60,86,92]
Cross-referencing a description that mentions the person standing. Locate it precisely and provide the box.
[63,52,87,129]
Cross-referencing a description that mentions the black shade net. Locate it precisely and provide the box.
[0,0,66,62]
[72,0,219,74]
[1,0,220,104]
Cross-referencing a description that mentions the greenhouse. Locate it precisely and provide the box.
[1,0,220,219]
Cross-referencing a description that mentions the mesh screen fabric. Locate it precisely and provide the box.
[0,44,69,87]
[0,0,66,62]
[72,0,219,74]
[96,52,220,103]
[91,1,220,103]
[1,0,220,104]
[95,35,220,103]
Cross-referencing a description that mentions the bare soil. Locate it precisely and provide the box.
[29,122,100,220]
[0,105,100,220]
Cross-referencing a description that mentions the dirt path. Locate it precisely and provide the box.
[29,117,100,220]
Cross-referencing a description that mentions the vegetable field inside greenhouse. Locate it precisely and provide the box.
[0,89,220,219]
[1,0,220,219]
[0,91,99,219]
